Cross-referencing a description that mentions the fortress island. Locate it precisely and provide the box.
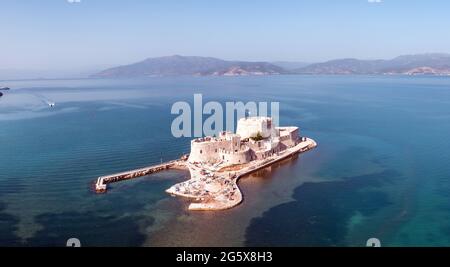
[166,117,317,210]
[95,116,316,211]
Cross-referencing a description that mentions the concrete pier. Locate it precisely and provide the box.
[94,159,186,193]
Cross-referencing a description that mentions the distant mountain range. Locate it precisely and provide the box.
[270,61,311,70]
[92,55,288,78]
[92,53,450,78]
[295,53,450,75]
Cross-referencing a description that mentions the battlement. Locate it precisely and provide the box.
[188,117,302,166]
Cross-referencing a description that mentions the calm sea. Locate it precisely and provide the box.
[1,75,450,246]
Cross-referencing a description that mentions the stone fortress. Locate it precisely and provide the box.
[95,116,316,210]
[165,116,317,210]
[188,117,301,166]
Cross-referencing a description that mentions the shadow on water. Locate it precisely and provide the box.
[25,211,150,247]
[21,172,188,247]
[0,202,22,247]
[244,169,400,246]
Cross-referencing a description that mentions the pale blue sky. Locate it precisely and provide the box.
[2,0,450,71]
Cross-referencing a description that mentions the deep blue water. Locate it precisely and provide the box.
[1,75,450,246]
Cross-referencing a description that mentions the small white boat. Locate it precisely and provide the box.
[48,102,55,107]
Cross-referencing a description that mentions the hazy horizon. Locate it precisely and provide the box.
[2,52,450,81]
[2,0,450,77]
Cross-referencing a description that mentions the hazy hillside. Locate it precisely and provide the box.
[295,53,450,75]
[88,53,450,78]
[271,61,311,70]
[92,55,289,78]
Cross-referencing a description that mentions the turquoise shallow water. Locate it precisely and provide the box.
[1,75,450,246]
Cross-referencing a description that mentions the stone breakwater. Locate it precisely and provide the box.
[94,159,188,193]
[166,138,317,211]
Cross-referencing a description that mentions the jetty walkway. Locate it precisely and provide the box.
[94,159,186,193]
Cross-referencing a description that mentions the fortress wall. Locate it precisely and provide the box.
[247,140,265,151]
[290,128,299,142]
[278,127,300,147]
[254,149,272,160]
[189,140,231,163]
[220,148,251,165]
[280,138,295,147]
[188,119,301,164]
[227,135,241,152]
[278,142,288,151]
